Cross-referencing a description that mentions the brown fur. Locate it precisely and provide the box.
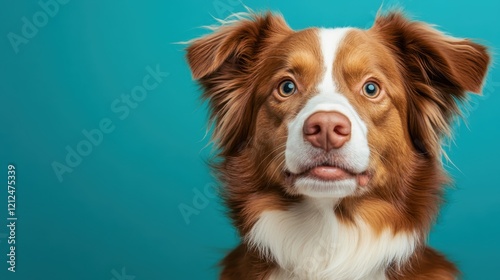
[186,11,490,280]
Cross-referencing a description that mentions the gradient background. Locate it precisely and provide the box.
[1,0,499,279]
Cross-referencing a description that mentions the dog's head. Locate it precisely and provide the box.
[186,12,489,201]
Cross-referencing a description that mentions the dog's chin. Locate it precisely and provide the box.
[286,166,371,198]
[295,177,358,198]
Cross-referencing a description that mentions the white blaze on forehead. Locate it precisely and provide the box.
[284,28,370,198]
[318,28,351,95]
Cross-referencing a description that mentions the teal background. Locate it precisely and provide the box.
[0,0,499,279]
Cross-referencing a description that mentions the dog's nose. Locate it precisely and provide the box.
[303,111,351,152]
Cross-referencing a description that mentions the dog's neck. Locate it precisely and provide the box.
[247,197,418,280]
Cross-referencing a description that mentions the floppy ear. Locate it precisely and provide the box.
[371,12,490,156]
[186,13,292,156]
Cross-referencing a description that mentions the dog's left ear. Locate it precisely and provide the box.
[371,12,491,156]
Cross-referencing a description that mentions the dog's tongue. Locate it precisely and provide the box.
[357,174,370,187]
[310,166,350,180]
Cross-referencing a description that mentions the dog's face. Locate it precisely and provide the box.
[187,13,489,200]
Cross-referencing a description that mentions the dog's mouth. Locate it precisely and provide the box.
[285,163,371,187]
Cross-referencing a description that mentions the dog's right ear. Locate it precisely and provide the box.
[186,12,291,79]
[186,13,292,156]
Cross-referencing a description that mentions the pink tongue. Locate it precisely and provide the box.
[309,166,350,180]
[357,174,370,186]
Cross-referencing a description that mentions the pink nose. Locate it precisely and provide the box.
[303,111,351,152]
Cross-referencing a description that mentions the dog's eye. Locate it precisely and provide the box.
[362,82,380,98]
[278,80,297,97]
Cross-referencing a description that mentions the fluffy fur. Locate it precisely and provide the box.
[186,11,490,280]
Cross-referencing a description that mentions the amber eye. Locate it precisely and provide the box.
[362,82,380,98]
[278,80,297,97]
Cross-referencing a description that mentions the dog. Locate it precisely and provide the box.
[186,11,490,280]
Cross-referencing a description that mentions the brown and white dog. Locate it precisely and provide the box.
[186,11,490,280]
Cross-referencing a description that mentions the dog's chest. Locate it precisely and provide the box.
[247,199,417,280]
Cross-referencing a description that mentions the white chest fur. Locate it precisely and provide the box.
[247,198,417,280]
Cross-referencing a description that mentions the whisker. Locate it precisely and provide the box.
[253,142,287,171]
[264,156,286,189]
[367,144,390,166]
[256,148,287,183]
